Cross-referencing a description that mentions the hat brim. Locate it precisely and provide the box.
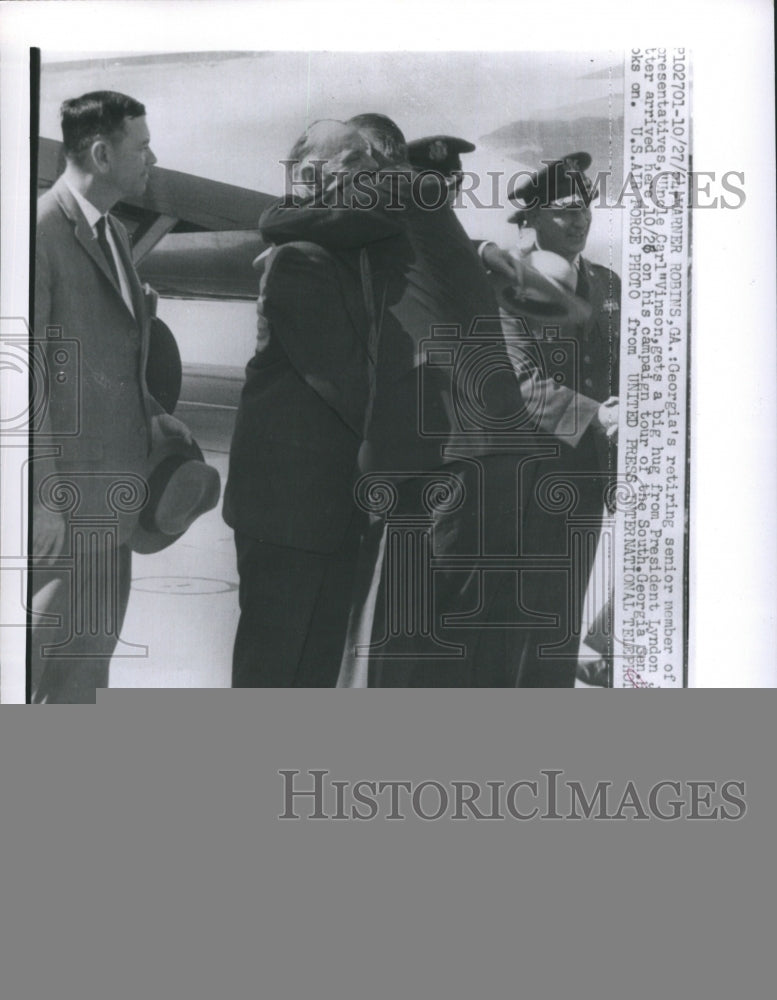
[407,135,476,154]
[496,274,593,326]
[145,317,182,415]
[130,436,221,554]
[508,151,594,205]
[498,285,579,321]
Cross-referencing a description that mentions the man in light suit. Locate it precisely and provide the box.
[31,91,191,703]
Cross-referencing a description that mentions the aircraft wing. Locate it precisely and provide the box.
[138,230,266,300]
[38,136,276,299]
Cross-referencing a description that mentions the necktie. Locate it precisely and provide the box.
[95,216,120,286]
[575,262,590,302]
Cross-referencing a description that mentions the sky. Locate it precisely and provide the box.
[39,50,626,365]
[40,50,625,251]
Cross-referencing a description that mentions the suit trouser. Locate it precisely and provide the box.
[365,455,537,688]
[514,432,610,688]
[30,545,132,704]
[232,514,363,688]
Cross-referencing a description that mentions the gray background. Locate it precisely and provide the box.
[1,691,775,999]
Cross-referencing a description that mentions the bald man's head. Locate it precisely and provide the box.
[285,119,377,196]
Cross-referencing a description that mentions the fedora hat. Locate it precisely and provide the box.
[498,282,582,324]
[131,436,221,554]
[145,316,182,415]
[496,253,592,326]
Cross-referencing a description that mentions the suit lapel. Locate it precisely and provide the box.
[107,214,155,417]
[74,209,123,294]
[53,179,140,327]
[109,215,146,326]
[580,258,604,315]
[575,259,590,302]
[578,258,602,340]
[327,250,370,347]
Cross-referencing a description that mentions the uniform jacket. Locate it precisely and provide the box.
[222,240,373,553]
[33,176,163,546]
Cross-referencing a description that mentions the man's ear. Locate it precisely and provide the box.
[90,138,112,175]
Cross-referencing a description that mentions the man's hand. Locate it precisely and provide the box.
[480,243,524,283]
[595,397,619,442]
[151,412,193,450]
[480,244,560,293]
[32,505,66,564]
[480,243,592,326]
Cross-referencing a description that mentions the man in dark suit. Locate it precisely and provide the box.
[31,91,191,703]
[353,116,547,686]
[223,120,392,687]
[261,114,545,687]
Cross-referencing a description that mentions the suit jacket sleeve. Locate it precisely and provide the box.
[260,243,369,438]
[30,228,61,505]
[259,176,404,250]
[501,310,601,448]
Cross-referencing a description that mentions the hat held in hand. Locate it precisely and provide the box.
[131,435,221,554]
[145,317,183,416]
[497,251,592,326]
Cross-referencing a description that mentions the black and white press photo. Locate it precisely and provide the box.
[0,46,700,699]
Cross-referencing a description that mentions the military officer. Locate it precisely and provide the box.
[495,153,621,686]
[505,152,620,413]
